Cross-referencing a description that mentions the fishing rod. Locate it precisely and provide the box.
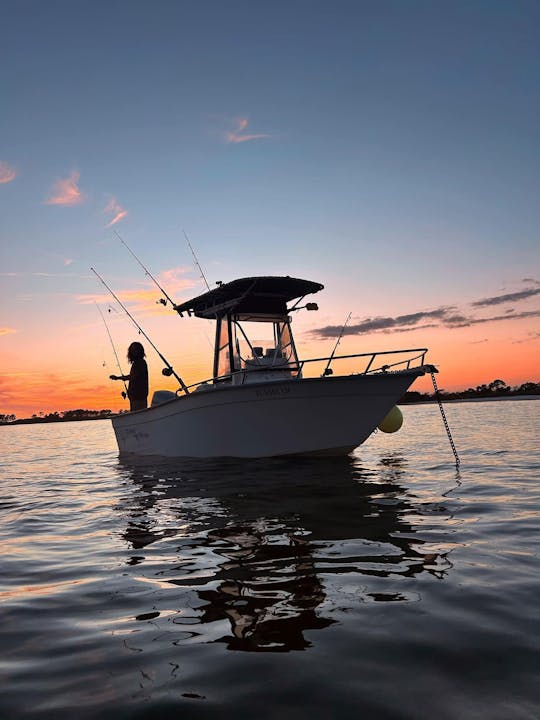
[95,302,128,400]
[323,312,352,376]
[90,267,190,395]
[183,229,210,291]
[114,230,177,308]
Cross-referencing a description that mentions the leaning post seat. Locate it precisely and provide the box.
[151,390,177,406]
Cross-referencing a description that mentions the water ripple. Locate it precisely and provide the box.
[1,403,540,719]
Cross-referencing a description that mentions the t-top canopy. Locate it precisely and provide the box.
[174,276,324,318]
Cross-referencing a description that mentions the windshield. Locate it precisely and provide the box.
[233,319,300,373]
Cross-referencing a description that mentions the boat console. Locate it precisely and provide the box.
[174,276,322,387]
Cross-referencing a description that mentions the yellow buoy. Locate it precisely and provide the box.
[378,405,403,433]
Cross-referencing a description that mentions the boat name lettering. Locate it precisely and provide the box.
[255,386,292,398]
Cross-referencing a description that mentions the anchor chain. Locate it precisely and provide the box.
[430,370,460,468]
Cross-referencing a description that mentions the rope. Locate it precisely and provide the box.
[430,370,460,468]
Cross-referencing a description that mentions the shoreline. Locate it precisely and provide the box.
[402,394,540,406]
[1,394,539,426]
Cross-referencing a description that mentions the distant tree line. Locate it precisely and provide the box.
[0,409,121,425]
[0,379,538,424]
[401,379,540,404]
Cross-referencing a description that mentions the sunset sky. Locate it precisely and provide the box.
[1,0,539,418]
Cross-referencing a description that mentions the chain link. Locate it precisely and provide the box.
[430,371,460,468]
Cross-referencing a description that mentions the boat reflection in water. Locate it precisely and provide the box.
[117,456,450,652]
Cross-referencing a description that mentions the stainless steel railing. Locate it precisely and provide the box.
[176,347,429,394]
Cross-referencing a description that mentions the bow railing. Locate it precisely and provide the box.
[176,347,430,394]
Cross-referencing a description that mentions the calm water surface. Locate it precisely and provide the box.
[1,400,539,719]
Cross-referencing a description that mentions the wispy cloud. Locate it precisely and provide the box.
[315,308,540,338]
[104,197,127,227]
[79,267,197,315]
[0,327,17,337]
[312,284,540,340]
[64,258,74,266]
[226,117,271,144]
[45,171,84,205]
[158,267,196,296]
[0,271,87,279]
[451,310,540,327]
[31,271,88,278]
[0,161,16,184]
[472,288,540,307]
[78,288,162,314]
[78,287,157,309]
[512,331,540,344]
[316,308,456,337]
[314,309,447,338]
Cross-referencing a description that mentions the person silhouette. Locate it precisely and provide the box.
[110,341,148,411]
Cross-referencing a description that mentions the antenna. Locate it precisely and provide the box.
[183,230,210,291]
[323,312,352,377]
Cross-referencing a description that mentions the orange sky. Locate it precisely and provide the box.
[1,274,538,419]
[1,1,539,420]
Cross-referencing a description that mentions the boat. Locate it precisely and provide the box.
[111,275,436,458]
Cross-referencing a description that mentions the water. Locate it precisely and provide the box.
[1,400,539,719]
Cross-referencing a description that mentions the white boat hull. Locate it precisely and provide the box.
[111,369,427,458]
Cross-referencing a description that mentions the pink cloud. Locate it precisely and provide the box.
[76,291,113,306]
[0,161,16,183]
[104,197,128,227]
[0,327,17,337]
[79,267,196,315]
[226,117,270,144]
[77,286,169,317]
[45,171,84,205]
